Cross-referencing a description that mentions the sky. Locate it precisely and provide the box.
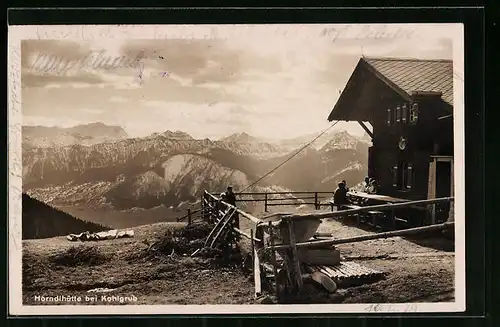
[21,24,455,140]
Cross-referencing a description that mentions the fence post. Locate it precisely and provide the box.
[264,193,268,212]
[187,209,192,225]
[201,195,205,221]
[314,192,318,210]
[268,222,280,300]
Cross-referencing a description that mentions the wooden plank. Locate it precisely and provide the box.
[269,222,454,250]
[210,208,236,248]
[427,159,437,225]
[233,227,262,243]
[357,120,374,138]
[310,271,338,293]
[235,191,335,196]
[286,218,303,292]
[347,191,408,203]
[204,208,235,247]
[253,246,262,298]
[268,222,280,299]
[205,193,262,224]
[297,248,341,266]
[250,228,255,274]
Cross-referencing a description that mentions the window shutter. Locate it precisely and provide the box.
[392,165,398,187]
[396,106,401,123]
[402,104,408,123]
[406,164,413,189]
[387,108,391,125]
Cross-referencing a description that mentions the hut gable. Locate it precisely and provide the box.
[328,57,453,122]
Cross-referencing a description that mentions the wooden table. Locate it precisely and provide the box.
[347,191,409,204]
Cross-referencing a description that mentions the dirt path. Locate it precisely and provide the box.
[315,218,455,303]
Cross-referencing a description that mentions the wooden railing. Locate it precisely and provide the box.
[233,191,334,211]
[186,190,455,298]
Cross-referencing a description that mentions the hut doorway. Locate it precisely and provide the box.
[427,156,454,224]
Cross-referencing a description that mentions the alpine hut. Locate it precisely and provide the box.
[328,57,454,225]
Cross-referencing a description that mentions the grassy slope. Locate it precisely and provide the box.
[22,222,255,305]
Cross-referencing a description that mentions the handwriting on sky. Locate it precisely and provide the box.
[320,25,415,42]
[29,50,169,83]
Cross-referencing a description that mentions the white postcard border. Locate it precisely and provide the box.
[8,23,466,315]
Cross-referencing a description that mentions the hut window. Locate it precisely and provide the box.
[396,106,401,123]
[410,103,419,124]
[394,162,413,190]
[386,108,392,125]
[402,104,408,123]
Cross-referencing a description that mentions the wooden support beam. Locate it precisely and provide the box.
[204,208,235,248]
[205,191,263,224]
[253,235,262,298]
[233,227,262,243]
[357,121,374,139]
[269,222,454,251]
[210,208,237,248]
[267,222,280,300]
[286,218,304,293]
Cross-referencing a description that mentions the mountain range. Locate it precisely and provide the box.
[22,123,370,231]
[23,122,128,148]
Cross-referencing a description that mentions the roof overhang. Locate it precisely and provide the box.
[327,59,410,122]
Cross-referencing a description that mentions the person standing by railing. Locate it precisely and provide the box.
[220,186,239,229]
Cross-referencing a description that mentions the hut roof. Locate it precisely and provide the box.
[328,57,454,122]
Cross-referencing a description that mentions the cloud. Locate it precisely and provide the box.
[109,96,127,103]
[22,71,106,88]
[22,115,87,127]
[167,73,193,87]
[21,24,457,140]
[44,84,62,89]
[81,108,103,115]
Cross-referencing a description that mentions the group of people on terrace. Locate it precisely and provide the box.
[216,175,380,218]
[332,176,379,210]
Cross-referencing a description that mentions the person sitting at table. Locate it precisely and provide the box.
[363,176,370,192]
[367,178,379,194]
[333,182,350,210]
[341,180,349,192]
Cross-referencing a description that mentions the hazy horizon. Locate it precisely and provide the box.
[21,24,454,140]
[22,120,369,142]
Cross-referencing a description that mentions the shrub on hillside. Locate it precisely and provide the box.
[50,245,108,267]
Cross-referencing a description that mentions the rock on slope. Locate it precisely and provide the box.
[22,193,108,239]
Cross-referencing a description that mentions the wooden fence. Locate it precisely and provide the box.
[233,191,334,211]
[177,191,334,222]
[193,190,455,299]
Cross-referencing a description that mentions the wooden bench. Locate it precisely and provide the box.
[329,201,388,227]
[328,201,361,212]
